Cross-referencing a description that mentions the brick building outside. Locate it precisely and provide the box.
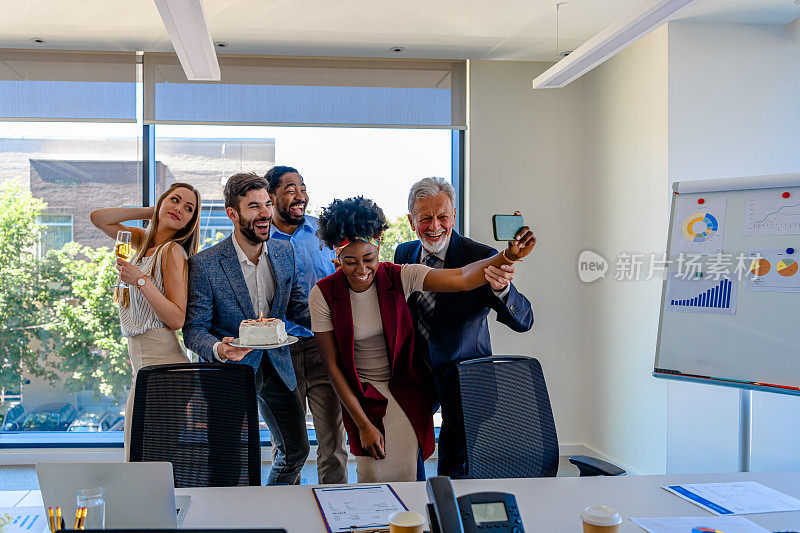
[1,136,275,253]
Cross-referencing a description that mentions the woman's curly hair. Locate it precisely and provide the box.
[317,196,390,249]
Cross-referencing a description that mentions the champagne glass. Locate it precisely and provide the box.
[111,230,133,289]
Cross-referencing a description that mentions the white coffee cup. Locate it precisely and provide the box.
[580,505,622,533]
[388,510,425,533]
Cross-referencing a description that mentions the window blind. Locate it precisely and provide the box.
[143,54,466,129]
[0,50,138,122]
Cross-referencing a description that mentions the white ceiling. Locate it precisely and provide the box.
[1,0,798,61]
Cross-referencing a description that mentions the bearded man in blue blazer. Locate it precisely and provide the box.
[394,177,534,478]
[184,172,311,485]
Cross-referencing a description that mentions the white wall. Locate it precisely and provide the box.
[466,21,800,475]
[665,22,800,473]
[576,21,800,474]
[468,60,587,447]
[579,27,670,475]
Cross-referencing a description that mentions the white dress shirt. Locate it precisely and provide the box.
[214,233,276,361]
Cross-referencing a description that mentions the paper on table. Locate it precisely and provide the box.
[0,506,48,533]
[631,516,769,533]
[312,484,408,533]
[662,482,800,515]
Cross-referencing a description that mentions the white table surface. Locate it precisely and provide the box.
[10,471,800,532]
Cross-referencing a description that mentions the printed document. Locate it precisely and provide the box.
[662,481,800,515]
[631,516,769,533]
[313,484,408,533]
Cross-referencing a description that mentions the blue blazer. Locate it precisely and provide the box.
[394,230,533,372]
[183,235,311,390]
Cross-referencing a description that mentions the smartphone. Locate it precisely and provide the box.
[492,214,524,241]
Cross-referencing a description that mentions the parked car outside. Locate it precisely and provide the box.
[67,410,124,432]
[108,417,124,431]
[20,403,78,431]
[0,403,26,431]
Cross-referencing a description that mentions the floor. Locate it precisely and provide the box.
[0,457,579,489]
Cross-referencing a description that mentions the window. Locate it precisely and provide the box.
[39,213,73,257]
[154,124,454,441]
[0,123,141,445]
[199,203,233,247]
[0,51,464,449]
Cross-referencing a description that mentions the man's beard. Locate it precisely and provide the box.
[276,199,306,226]
[238,214,271,245]
[419,231,450,254]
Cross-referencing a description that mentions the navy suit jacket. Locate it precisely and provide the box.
[183,235,311,390]
[394,230,533,373]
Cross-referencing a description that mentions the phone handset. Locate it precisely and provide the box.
[426,476,465,533]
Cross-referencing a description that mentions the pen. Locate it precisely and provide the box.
[349,525,391,532]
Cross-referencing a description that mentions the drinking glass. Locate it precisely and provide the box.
[111,230,133,289]
[77,486,105,530]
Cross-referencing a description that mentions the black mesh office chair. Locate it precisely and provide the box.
[457,355,625,478]
[129,363,261,487]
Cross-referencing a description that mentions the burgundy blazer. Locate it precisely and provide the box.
[317,262,435,459]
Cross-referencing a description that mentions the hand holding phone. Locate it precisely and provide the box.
[492,213,525,241]
[493,211,536,262]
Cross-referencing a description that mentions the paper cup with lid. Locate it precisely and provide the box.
[580,505,622,533]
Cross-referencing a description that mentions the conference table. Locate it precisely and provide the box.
[6,471,800,531]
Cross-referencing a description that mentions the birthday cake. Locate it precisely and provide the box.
[239,317,288,346]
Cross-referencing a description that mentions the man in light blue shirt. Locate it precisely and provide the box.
[266,165,347,484]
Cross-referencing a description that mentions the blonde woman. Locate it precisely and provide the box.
[90,182,201,459]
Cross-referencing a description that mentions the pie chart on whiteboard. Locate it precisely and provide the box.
[749,258,771,277]
[776,258,798,277]
[682,212,719,243]
[691,528,724,533]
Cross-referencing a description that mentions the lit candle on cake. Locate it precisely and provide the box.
[258,311,264,322]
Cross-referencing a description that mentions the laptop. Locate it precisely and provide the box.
[36,462,190,529]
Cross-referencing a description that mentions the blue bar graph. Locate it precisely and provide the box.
[670,279,733,310]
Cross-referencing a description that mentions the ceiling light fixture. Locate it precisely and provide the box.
[389,46,406,54]
[30,37,47,44]
[532,0,699,89]
[153,0,220,81]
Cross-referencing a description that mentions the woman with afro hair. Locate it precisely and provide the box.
[309,196,536,482]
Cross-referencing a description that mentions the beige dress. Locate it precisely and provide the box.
[309,263,431,483]
[119,243,190,461]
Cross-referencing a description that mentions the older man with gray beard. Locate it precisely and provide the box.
[394,177,534,478]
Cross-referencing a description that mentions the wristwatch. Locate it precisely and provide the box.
[136,275,148,289]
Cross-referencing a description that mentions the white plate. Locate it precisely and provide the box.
[229,335,299,349]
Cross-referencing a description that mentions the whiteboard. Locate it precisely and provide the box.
[654,173,800,396]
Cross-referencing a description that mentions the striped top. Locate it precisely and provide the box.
[119,243,187,338]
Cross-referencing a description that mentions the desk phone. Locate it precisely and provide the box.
[426,476,525,533]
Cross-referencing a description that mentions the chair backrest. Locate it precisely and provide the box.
[457,355,559,479]
[129,363,261,487]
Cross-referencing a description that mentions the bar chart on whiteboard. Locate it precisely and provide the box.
[665,276,737,315]
[744,188,800,236]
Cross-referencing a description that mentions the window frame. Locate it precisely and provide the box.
[38,212,74,258]
[1,69,466,453]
